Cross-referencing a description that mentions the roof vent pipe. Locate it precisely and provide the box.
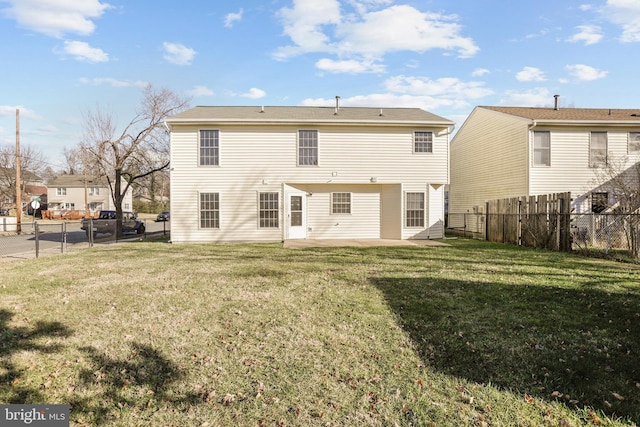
[554,94,560,111]
[335,95,340,111]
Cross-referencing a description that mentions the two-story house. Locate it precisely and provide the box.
[449,104,640,219]
[46,174,133,217]
[165,105,454,243]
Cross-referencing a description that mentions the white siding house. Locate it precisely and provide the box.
[165,105,454,243]
[449,105,640,218]
[47,175,132,216]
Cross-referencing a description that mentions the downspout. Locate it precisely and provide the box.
[527,120,537,197]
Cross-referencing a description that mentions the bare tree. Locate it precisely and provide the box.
[0,144,46,213]
[593,154,640,257]
[80,85,189,236]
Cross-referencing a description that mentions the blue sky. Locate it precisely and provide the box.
[1,0,639,170]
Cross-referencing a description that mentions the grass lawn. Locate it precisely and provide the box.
[1,238,639,426]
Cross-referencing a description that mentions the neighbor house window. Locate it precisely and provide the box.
[89,187,100,196]
[331,192,351,214]
[63,202,75,210]
[199,130,219,166]
[56,187,67,196]
[533,131,550,166]
[414,131,433,153]
[590,132,607,167]
[259,192,279,228]
[591,192,609,213]
[298,130,318,166]
[200,192,220,228]
[405,192,425,227]
[629,132,640,154]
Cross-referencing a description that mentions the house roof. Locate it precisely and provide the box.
[480,106,640,123]
[166,106,454,127]
[47,174,107,188]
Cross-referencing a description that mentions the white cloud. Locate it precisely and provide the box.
[1,0,111,38]
[567,25,603,45]
[60,40,108,63]
[0,105,41,119]
[316,58,385,73]
[187,86,215,97]
[603,0,640,42]
[241,88,266,99]
[224,8,243,28]
[566,64,608,80]
[500,88,553,107]
[471,68,490,77]
[163,42,196,65]
[274,0,478,70]
[78,77,148,87]
[580,4,593,11]
[516,66,546,82]
[301,74,493,111]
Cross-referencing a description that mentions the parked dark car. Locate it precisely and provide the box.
[156,211,170,221]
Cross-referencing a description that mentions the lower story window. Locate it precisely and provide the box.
[332,192,351,214]
[405,192,425,227]
[591,192,608,213]
[259,192,279,228]
[200,192,220,228]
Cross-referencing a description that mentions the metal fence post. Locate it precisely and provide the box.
[35,222,39,258]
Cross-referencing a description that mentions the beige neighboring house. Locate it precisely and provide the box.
[46,175,133,216]
[449,103,640,220]
[165,104,454,243]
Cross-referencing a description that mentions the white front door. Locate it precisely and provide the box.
[287,193,306,239]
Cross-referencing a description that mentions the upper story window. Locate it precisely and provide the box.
[533,131,550,166]
[589,131,607,167]
[629,132,640,154]
[298,130,318,166]
[331,192,351,214]
[414,131,433,153]
[199,130,219,166]
[56,187,67,196]
[89,187,100,196]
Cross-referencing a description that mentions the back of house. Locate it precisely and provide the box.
[165,104,454,243]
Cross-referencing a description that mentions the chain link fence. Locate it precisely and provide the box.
[447,212,640,258]
[0,217,170,260]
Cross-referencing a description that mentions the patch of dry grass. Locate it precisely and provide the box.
[1,240,638,426]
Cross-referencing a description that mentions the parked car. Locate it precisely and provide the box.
[156,211,170,221]
[81,210,145,238]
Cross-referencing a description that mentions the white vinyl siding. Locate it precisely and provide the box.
[169,124,448,243]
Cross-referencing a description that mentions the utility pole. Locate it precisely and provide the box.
[15,108,22,234]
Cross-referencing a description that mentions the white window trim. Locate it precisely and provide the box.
[589,131,608,168]
[199,191,220,229]
[198,129,220,167]
[532,131,551,167]
[331,192,352,215]
[413,131,434,154]
[404,191,426,228]
[257,191,280,229]
[628,131,640,155]
[297,129,319,166]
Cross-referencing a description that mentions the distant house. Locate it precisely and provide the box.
[165,104,454,243]
[0,168,46,214]
[46,175,132,217]
[449,104,640,217]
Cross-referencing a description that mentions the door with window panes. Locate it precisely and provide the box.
[287,192,307,239]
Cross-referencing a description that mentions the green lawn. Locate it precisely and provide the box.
[1,239,638,426]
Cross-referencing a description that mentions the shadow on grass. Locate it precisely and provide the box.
[69,342,201,425]
[0,308,73,403]
[372,276,640,423]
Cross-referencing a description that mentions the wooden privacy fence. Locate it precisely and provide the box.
[486,192,572,252]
